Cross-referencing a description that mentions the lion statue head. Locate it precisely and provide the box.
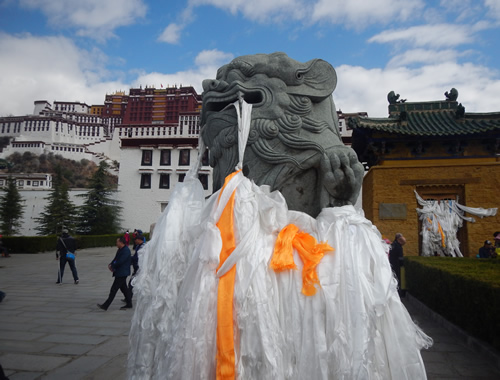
[201,52,363,217]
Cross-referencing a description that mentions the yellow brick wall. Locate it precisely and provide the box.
[362,160,500,256]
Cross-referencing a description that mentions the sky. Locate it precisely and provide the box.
[0,0,499,118]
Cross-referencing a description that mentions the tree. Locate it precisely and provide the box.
[77,161,121,235]
[35,166,77,236]
[0,176,25,235]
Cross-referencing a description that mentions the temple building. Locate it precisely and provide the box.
[349,89,500,256]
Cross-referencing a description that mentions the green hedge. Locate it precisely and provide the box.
[1,233,150,254]
[405,256,500,351]
[2,236,58,253]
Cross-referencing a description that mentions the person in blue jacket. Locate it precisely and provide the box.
[478,240,494,258]
[98,236,132,311]
[128,232,145,300]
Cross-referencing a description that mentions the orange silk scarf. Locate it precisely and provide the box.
[271,224,334,296]
[215,171,240,380]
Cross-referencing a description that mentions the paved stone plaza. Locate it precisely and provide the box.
[0,247,499,379]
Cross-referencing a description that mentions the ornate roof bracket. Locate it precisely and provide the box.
[444,139,466,156]
[407,140,427,156]
[368,139,393,155]
[481,137,500,155]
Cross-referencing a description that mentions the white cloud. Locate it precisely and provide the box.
[161,0,424,45]
[385,48,467,67]
[0,33,127,116]
[368,24,478,49]
[311,0,424,26]
[3,29,498,125]
[194,49,234,67]
[0,32,234,117]
[19,0,147,40]
[132,49,234,94]
[334,62,500,117]
[156,0,305,44]
[437,0,483,22]
[190,0,305,22]
[158,23,182,44]
[189,0,425,25]
[485,0,500,22]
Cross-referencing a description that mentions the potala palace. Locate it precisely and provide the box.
[0,86,213,235]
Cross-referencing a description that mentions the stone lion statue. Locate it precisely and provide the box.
[200,52,364,217]
[444,87,458,101]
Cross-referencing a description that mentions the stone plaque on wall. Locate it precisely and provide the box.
[379,203,407,220]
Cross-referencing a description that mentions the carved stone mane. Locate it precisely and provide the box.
[201,52,363,217]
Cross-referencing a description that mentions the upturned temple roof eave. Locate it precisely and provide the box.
[348,110,500,137]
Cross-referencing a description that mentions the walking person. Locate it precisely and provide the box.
[124,230,130,246]
[127,232,145,300]
[56,229,79,284]
[98,236,133,311]
[389,232,406,297]
[0,235,10,257]
[132,229,138,250]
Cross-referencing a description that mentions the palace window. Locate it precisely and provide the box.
[140,173,151,189]
[141,150,153,166]
[179,149,190,166]
[159,174,170,189]
[160,150,171,166]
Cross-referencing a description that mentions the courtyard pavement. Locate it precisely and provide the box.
[0,247,499,379]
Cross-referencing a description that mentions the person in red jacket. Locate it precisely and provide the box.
[124,230,130,245]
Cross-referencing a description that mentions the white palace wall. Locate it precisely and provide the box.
[118,145,212,233]
[12,189,88,236]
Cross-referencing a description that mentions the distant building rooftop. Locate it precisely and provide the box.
[348,89,500,137]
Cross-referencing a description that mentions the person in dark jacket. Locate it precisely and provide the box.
[128,233,145,300]
[389,233,406,297]
[0,235,10,257]
[478,240,494,258]
[56,229,79,284]
[98,236,132,311]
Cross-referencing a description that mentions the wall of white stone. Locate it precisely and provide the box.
[117,146,212,233]
[9,189,87,236]
[0,144,46,157]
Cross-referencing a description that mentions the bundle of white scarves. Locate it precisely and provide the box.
[415,190,497,257]
[127,100,432,380]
